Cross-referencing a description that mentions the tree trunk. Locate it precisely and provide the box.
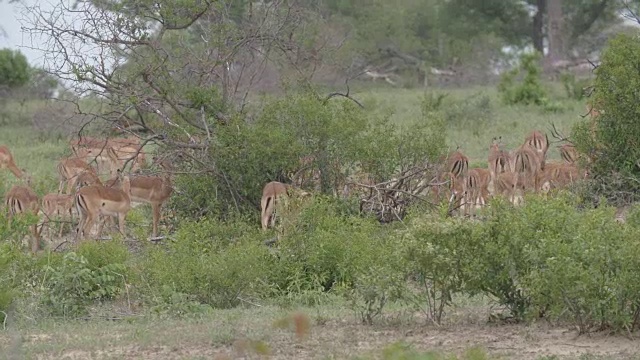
[532,0,547,55]
[546,0,565,68]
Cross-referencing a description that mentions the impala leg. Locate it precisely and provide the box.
[117,213,126,237]
[152,203,161,238]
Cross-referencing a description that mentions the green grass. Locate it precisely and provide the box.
[356,85,585,164]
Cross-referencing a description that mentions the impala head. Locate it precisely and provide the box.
[490,136,502,151]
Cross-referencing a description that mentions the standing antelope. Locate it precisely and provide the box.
[74,174,132,241]
[511,144,542,205]
[0,145,23,179]
[41,193,74,238]
[107,160,174,238]
[524,130,549,170]
[488,137,511,195]
[464,168,491,216]
[5,176,40,252]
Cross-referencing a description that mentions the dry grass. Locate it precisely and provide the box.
[1,302,638,360]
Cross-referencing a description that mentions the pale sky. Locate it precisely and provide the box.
[0,0,53,67]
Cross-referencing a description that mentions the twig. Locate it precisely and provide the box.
[237,296,262,307]
[323,81,364,108]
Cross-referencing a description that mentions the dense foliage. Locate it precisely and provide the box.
[573,34,640,205]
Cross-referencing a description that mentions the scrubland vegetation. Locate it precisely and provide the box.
[2,0,640,359]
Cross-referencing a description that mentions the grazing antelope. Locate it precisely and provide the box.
[107,144,146,174]
[260,182,311,230]
[539,163,587,194]
[70,136,143,175]
[74,174,132,241]
[5,177,40,252]
[524,130,549,170]
[41,193,74,238]
[0,145,23,179]
[261,181,290,230]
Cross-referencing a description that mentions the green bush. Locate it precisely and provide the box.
[142,218,273,309]
[572,33,640,205]
[41,252,127,317]
[560,72,591,100]
[498,52,548,106]
[402,214,472,324]
[271,197,392,293]
[524,203,640,333]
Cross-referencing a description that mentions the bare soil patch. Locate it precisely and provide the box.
[2,306,638,360]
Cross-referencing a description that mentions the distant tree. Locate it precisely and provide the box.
[0,48,30,90]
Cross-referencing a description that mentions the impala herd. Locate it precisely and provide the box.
[0,124,592,252]
[443,130,588,217]
[1,136,174,253]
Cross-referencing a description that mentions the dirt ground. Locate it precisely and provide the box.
[2,306,639,360]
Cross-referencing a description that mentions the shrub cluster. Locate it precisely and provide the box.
[3,190,640,334]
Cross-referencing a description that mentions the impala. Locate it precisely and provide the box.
[488,137,511,195]
[523,130,549,170]
[57,156,98,194]
[107,144,146,174]
[74,174,132,241]
[434,150,469,207]
[447,173,466,215]
[41,193,74,238]
[0,145,23,178]
[494,171,518,205]
[5,177,40,252]
[540,163,587,194]
[260,181,311,230]
[511,144,542,203]
[261,181,290,230]
[107,159,174,238]
[71,136,143,175]
[558,143,579,165]
[464,168,491,216]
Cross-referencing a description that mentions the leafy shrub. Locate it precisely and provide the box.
[41,252,127,317]
[498,52,548,106]
[402,215,472,324]
[572,34,640,205]
[142,218,273,309]
[524,202,640,333]
[271,197,392,295]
